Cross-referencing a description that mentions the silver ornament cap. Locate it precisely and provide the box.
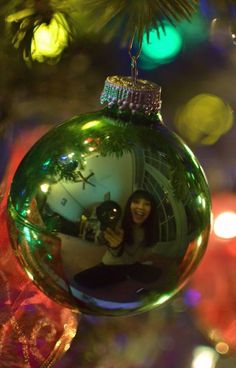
[100,76,162,115]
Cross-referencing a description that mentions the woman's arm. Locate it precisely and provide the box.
[103,227,124,256]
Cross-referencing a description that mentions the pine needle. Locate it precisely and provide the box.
[78,0,198,44]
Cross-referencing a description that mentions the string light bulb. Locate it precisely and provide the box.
[31,12,69,62]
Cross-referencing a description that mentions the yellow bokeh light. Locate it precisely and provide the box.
[31,13,69,61]
[175,94,234,145]
[215,342,229,355]
[213,211,236,239]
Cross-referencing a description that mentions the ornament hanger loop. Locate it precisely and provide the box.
[128,31,142,85]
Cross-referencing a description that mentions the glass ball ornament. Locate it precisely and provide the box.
[7,76,211,316]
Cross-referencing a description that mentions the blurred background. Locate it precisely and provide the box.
[1,1,236,367]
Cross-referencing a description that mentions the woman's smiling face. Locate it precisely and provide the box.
[130,197,151,225]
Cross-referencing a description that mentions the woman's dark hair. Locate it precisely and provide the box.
[122,189,158,246]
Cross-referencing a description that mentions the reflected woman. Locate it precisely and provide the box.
[103,189,158,267]
[74,190,162,288]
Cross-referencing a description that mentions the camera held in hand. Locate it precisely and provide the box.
[96,200,122,231]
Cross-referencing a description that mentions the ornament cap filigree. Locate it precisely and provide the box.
[100,76,162,115]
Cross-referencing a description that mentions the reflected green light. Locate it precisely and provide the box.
[178,12,209,45]
[197,234,203,247]
[81,120,101,130]
[43,159,51,167]
[23,226,31,242]
[141,24,183,66]
[183,143,200,169]
[152,292,175,307]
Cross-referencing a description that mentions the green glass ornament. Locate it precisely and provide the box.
[7,76,211,316]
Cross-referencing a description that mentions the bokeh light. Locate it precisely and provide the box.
[175,93,234,145]
[191,346,219,368]
[210,18,236,50]
[31,13,69,62]
[215,341,229,355]
[188,193,236,354]
[140,23,183,70]
[178,12,209,45]
[214,211,236,239]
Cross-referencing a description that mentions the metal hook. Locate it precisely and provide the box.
[128,31,142,84]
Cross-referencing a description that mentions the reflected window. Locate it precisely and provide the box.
[143,171,176,242]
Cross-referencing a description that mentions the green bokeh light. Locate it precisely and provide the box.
[141,24,183,67]
[178,12,209,45]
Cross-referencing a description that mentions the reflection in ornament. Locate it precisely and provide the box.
[0,125,78,367]
[175,93,233,145]
[7,76,211,316]
[96,200,122,231]
[187,192,236,354]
